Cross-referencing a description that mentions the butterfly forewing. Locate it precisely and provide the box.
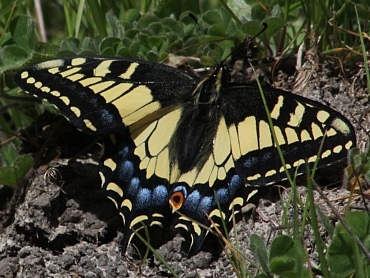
[14,56,356,256]
[15,57,196,135]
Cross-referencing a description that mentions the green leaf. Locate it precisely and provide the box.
[328,212,370,277]
[183,36,200,55]
[100,47,115,56]
[121,37,133,48]
[263,17,284,38]
[155,0,200,18]
[137,33,150,48]
[202,11,223,25]
[207,24,226,36]
[241,21,266,37]
[219,39,235,51]
[125,29,139,39]
[148,36,166,49]
[0,45,30,72]
[0,32,12,47]
[146,51,159,62]
[60,37,81,53]
[79,37,94,53]
[349,147,360,158]
[269,235,308,278]
[9,15,36,52]
[14,154,33,182]
[148,22,164,34]
[99,37,121,54]
[226,20,238,37]
[270,257,297,277]
[56,50,77,57]
[0,142,18,166]
[0,154,33,187]
[327,233,356,277]
[250,234,270,274]
[345,211,370,241]
[250,3,267,21]
[161,18,184,34]
[269,235,295,258]
[137,15,159,29]
[122,9,141,22]
[117,46,131,57]
[254,275,270,278]
[0,167,17,186]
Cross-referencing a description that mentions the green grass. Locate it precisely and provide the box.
[1,0,370,277]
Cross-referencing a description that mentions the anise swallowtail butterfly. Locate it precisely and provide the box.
[14,56,355,256]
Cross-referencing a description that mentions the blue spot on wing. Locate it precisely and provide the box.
[184,190,201,210]
[198,196,212,214]
[243,156,259,167]
[229,175,243,197]
[152,185,169,206]
[117,160,134,182]
[262,152,272,161]
[215,188,228,204]
[100,109,115,123]
[136,188,151,209]
[128,177,140,196]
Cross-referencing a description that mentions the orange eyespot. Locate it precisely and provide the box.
[169,191,184,210]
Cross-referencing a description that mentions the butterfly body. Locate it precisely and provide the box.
[15,56,355,256]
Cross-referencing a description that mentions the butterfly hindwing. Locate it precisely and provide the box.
[169,170,259,256]
[100,132,172,250]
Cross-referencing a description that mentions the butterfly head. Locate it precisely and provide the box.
[192,64,230,105]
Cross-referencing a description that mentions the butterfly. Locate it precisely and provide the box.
[14,56,356,256]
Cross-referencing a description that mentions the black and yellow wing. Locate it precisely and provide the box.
[14,56,356,256]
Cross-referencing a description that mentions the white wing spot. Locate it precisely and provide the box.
[345,141,354,150]
[270,95,284,119]
[34,81,42,89]
[106,182,123,197]
[119,62,140,79]
[317,110,330,123]
[94,60,114,77]
[259,121,273,148]
[103,158,117,171]
[21,71,29,79]
[333,145,343,153]
[70,106,81,117]
[331,118,351,135]
[26,77,35,84]
[60,96,70,105]
[287,102,305,127]
[50,90,61,97]
[83,119,97,131]
[71,57,86,66]
[40,86,50,93]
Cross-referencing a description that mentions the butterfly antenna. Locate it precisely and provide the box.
[218,22,268,69]
[188,13,207,44]
[189,14,268,72]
